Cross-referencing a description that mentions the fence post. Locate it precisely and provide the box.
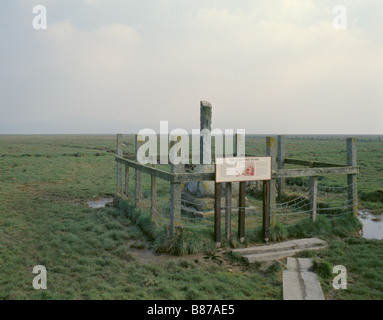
[266,137,277,217]
[234,132,246,242]
[200,100,212,164]
[169,134,184,236]
[238,181,246,243]
[214,182,222,247]
[347,137,358,216]
[263,180,270,242]
[277,135,285,201]
[309,176,318,222]
[225,182,232,240]
[170,163,183,236]
[135,135,143,207]
[151,160,157,221]
[116,134,123,196]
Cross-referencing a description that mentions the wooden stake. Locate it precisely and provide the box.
[309,176,318,222]
[151,162,157,220]
[277,135,285,201]
[214,183,222,247]
[225,182,232,240]
[116,134,123,196]
[347,137,358,216]
[266,137,277,216]
[134,135,143,207]
[238,181,246,243]
[263,180,270,242]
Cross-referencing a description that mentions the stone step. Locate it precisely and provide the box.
[232,238,328,257]
[242,245,327,263]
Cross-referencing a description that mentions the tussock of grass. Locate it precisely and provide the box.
[115,198,160,241]
[115,197,217,255]
[154,228,216,256]
[313,260,333,279]
[230,252,243,263]
[296,250,317,258]
[360,189,383,203]
[260,214,362,242]
[268,222,289,242]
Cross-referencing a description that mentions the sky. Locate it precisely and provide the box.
[0,0,382,134]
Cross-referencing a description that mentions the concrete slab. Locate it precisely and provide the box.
[283,270,304,300]
[232,238,328,256]
[298,258,314,271]
[244,249,302,263]
[301,271,325,300]
[243,246,327,263]
[283,257,325,300]
[286,257,299,271]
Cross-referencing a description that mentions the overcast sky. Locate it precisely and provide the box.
[0,0,382,134]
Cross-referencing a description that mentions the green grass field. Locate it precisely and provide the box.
[0,134,382,300]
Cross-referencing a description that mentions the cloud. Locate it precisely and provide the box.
[184,2,383,133]
[28,21,144,120]
[1,1,382,134]
[81,0,101,4]
[47,21,142,78]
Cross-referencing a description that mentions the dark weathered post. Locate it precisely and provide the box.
[200,100,212,164]
[225,182,232,240]
[169,135,184,236]
[263,180,270,242]
[347,138,358,216]
[170,170,182,236]
[214,182,222,247]
[309,175,318,222]
[266,137,277,216]
[234,132,245,242]
[238,181,246,243]
[134,135,143,207]
[277,135,285,201]
[116,134,123,196]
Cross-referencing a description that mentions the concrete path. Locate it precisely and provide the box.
[283,257,325,300]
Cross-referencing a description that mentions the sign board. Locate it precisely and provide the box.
[215,156,272,183]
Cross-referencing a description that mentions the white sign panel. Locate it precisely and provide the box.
[215,157,272,183]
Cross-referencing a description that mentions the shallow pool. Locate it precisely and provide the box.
[358,210,383,240]
[87,198,114,209]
